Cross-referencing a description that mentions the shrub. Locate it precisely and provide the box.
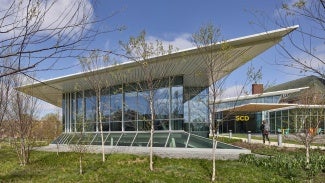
[239,152,325,181]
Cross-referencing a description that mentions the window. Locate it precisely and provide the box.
[76,91,84,132]
[63,76,193,133]
[100,88,110,131]
[110,86,122,131]
[84,90,96,131]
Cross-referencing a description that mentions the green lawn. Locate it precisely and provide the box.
[0,143,324,182]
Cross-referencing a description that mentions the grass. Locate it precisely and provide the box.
[0,142,324,182]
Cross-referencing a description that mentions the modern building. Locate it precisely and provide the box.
[17,26,298,150]
[216,76,325,134]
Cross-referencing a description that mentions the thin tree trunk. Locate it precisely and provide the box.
[56,142,59,156]
[150,127,154,171]
[100,120,105,162]
[305,138,310,166]
[79,155,83,175]
[212,134,217,182]
[98,99,105,162]
[26,145,30,165]
[21,138,27,166]
[150,97,154,171]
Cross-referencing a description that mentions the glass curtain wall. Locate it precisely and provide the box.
[137,90,151,131]
[171,76,184,130]
[184,87,209,137]
[110,86,123,131]
[76,91,83,132]
[100,88,110,131]
[62,76,210,135]
[84,90,97,132]
[124,89,139,131]
[268,107,325,133]
[154,87,170,130]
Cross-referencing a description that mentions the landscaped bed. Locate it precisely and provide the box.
[1,142,324,182]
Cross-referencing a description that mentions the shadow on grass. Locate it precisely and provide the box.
[0,146,16,159]
[0,166,44,182]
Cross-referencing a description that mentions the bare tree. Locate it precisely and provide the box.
[39,112,61,156]
[69,114,90,175]
[0,0,123,78]
[192,24,234,182]
[7,74,39,166]
[258,1,325,179]
[120,31,174,171]
[192,24,262,182]
[78,50,112,162]
[33,113,62,142]
[274,0,324,79]
[0,68,11,132]
[291,87,325,173]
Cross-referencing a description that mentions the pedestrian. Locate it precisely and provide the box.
[260,120,270,144]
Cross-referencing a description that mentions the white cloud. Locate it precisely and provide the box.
[38,100,61,119]
[147,33,193,51]
[0,0,93,39]
[218,84,247,99]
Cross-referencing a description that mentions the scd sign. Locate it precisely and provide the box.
[235,115,250,121]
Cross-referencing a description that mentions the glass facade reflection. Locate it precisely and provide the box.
[268,107,325,134]
[62,76,210,137]
[184,87,209,136]
[216,93,325,134]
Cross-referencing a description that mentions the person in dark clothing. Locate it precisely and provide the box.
[260,120,270,144]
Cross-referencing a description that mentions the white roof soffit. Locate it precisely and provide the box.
[267,104,325,112]
[17,25,299,107]
[213,86,309,104]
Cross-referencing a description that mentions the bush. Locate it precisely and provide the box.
[239,153,325,181]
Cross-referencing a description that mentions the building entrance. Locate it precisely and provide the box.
[218,112,260,133]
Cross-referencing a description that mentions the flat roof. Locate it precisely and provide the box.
[214,87,310,112]
[213,86,309,104]
[219,103,296,113]
[17,26,298,107]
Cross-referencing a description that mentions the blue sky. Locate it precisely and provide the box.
[19,0,315,116]
[41,0,302,80]
[51,0,302,80]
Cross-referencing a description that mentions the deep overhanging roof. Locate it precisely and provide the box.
[225,103,325,113]
[267,104,325,112]
[214,87,309,112]
[220,103,297,113]
[17,26,298,107]
[213,86,309,104]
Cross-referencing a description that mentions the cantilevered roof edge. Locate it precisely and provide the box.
[213,86,309,104]
[16,25,299,107]
[18,25,299,89]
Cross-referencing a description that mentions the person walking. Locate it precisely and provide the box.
[260,120,270,144]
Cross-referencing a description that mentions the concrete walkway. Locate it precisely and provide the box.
[219,134,325,150]
[35,144,251,160]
